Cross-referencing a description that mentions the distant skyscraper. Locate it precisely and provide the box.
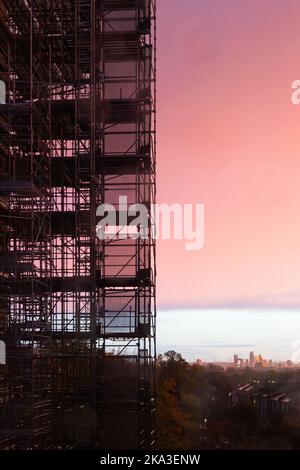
[233,354,239,368]
[249,351,255,367]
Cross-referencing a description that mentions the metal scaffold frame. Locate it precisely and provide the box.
[0,0,156,450]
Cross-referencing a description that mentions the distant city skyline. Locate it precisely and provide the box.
[157,309,300,362]
[232,351,294,369]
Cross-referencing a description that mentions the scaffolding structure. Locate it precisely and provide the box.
[0,0,156,450]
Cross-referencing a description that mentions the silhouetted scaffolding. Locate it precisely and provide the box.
[0,0,156,449]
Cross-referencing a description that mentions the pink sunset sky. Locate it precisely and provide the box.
[157,0,300,312]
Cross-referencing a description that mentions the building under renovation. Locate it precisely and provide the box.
[0,0,156,449]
